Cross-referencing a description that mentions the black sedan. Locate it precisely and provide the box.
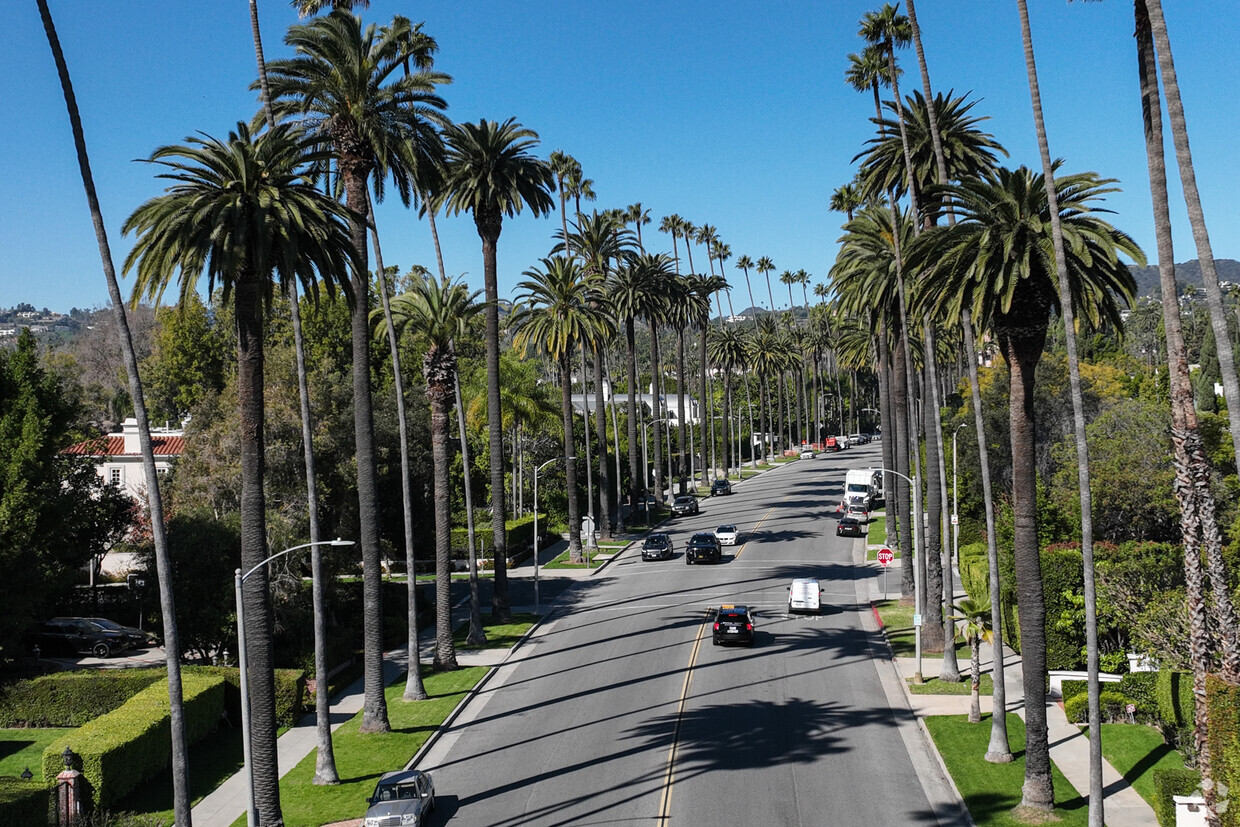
[671,495,700,516]
[837,516,864,537]
[641,533,674,560]
[685,532,721,564]
[712,605,755,646]
[27,618,132,659]
[53,616,153,648]
[710,479,732,496]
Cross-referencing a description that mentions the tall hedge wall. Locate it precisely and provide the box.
[183,666,306,730]
[1206,675,1240,826]
[0,669,165,727]
[450,514,542,560]
[41,671,225,809]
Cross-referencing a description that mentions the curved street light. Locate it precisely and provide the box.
[870,466,925,683]
[235,538,354,827]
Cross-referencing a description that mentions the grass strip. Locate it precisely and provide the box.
[908,673,994,696]
[453,613,538,650]
[867,516,887,546]
[0,727,73,776]
[1097,723,1186,810]
[873,600,968,660]
[925,712,1088,826]
[544,548,606,568]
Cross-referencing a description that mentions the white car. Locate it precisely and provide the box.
[714,524,739,545]
[800,449,815,460]
[837,435,852,449]
[364,769,435,827]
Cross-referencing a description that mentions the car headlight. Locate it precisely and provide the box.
[401,814,418,825]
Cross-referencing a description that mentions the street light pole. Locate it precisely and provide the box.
[640,417,668,518]
[235,538,353,827]
[532,457,569,615]
[873,466,923,683]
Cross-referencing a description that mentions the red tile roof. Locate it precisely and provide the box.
[63,434,185,457]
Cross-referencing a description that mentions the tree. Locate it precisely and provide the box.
[382,274,483,669]
[264,9,450,732]
[513,257,612,562]
[918,164,1142,815]
[441,118,554,616]
[950,596,994,724]
[142,294,228,422]
[124,121,356,824]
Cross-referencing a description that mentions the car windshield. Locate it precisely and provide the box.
[90,619,123,631]
[840,518,859,525]
[717,525,736,533]
[645,536,667,547]
[675,497,693,504]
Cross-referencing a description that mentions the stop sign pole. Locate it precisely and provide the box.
[877,547,895,599]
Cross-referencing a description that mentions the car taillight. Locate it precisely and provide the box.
[746,623,753,631]
[713,622,720,631]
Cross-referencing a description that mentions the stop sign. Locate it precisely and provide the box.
[877,547,895,567]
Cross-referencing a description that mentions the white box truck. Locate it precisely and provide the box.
[844,468,877,508]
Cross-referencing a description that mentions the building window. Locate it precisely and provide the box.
[110,468,122,486]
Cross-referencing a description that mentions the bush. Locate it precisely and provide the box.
[1063,689,1130,724]
[1156,671,1196,732]
[1120,671,1160,721]
[1206,675,1240,826]
[957,542,990,603]
[41,671,225,809]
[1060,679,1088,703]
[184,666,306,729]
[450,514,542,561]
[0,778,48,827]
[1151,767,1201,827]
[0,669,165,727]
[1041,547,1085,670]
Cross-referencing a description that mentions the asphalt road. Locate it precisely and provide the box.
[420,443,954,826]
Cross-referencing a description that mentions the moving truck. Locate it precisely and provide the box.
[844,468,877,508]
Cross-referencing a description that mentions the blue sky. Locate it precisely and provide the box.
[5,2,1237,314]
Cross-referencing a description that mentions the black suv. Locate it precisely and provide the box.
[685,532,722,564]
[671,495,700,516]
[712,605,755,646]
[710,479,732,496]
[28,618,132,659]
[837,516,864,537]
[641,533,674,561]
[52,616,152,648]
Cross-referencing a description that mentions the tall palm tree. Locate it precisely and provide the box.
[829,182,864,223]
[513,257,613,562]
[756,256,777,322]
[918,165,1142,815]
[39,3,194,820]
[626,203,652,250]
[440,118,554,615]
[664,277,695,494]
[658,214,682,272]
[264,9,450,730]
[708,325,748,480]
[691,274,728,481]
[125,121,356,826]
[382,274,483,670]
[681,220,699,275]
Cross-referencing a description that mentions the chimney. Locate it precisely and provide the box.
[122,418,140,454]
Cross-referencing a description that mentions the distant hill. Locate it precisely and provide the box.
[1129,258,1240,298]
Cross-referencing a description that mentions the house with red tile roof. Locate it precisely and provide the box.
[64,417,184,501]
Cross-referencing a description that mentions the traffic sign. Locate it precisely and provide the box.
[950,513,959,526]
[877,547,895,567]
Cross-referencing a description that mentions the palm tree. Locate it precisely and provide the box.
[918,165,1142,815]
[829,182,864,223]
[382,274,483,670]
[124,121,356,826]
[708,325,748,479]
[626,203,652,250]
[950,596,994,724]
[691,274,728,482]
[440,118,555,615]
[756,256,777,322]
[664,278,695,494]
[264,9,450,730]
[513,257,613,563]
[39,2,194,819]
[658,214,682,272]
[612,255,661,520]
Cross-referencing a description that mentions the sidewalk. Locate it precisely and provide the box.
[865,549,1158,826]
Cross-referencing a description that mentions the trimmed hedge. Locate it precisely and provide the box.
[1040,548,1085,670]
[0,669,165,727]
[1121,671,1159,721]
[0,778,48,827]
[1064,690,1130,724]
[450,514,542,560]
[183,666,306,730]
[1156,671,1196,733]
[41,671,225,809]
[958,542,989,603]
[1152,767,1201,827]
[1061,679,1087,703]
[1206,675,1240,826]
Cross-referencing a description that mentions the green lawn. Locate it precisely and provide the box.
[544,547,606,568]
[873,599,969,660]
[0,727,72,776]
[453,613,538,650]
[1097,723,1186,811]
[867,515,887,546]
[113,723,245,820]
[908,673,994,696]
[231,667,487,827]
[925,713,1089,826]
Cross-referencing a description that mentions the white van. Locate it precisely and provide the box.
[787,578,823,614]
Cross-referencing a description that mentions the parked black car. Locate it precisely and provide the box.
[710,479,732,496]
[672,495,700,516]
[27,618,131,659]
[53,616,153,648]
[836,516,864,538]
[642,533,674,561]
[685,532,722,564]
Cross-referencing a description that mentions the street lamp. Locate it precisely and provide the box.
[532,457,571,614]
[872,466,925,683]
[235,538,353,827]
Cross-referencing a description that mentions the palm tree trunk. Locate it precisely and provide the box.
[961,312,1012,763]
[1015,3,1102,814]
[922,347,945,655]
[580,346,595,550]
[626,318,642,521]
[878,323,899,554]
[368,216,429,700]
[454,373,487,645]
[699,324,710,487]
[893,331,914,600]
[594,347,612,538]
[428,365,458,669]
[649,325,664,503]
[480,225,513,622]
[38,6,192,819]
[561,352,584,563]
[1002,324,1054,813]
[926,321,960,680]
[1145,0,1240,678]
[677,329,688,494]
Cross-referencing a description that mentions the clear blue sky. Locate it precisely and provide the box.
[5,1,1237,314]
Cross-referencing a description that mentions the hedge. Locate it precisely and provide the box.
[1152,767,1201,827]
[1156,671,1196,734]
[1061,679,1087,703]
[1064,690,1130,724]
[958,542,989,603]
[1121,671,1160,721]
[1206,675,1240,826]
[450,514,542,560]
[0,669,165,727]
[41,671,225,809]
[0,778,48,827]
[183,666,306,730]
[1040,548,1085,670]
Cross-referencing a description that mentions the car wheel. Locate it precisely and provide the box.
[686,558,692,565]
[93,642,112,659]
[712,638,720,646]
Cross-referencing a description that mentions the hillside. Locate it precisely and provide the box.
[1129,258,1240,298]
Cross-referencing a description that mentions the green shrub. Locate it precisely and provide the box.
[1120,671,1160,721]
[450,514,542,560]
[0,778,49,827]
[1060,679,1088,702]
[1063,689,1130,724]
[957,542,989,603]
[1156,671,1196,731]
[0,669,165,727]
[1151,767,1200,827]
[1206,675,1240,826]
[40,671,225,809]
[1041,547,1085,670]
[184,666,306,729]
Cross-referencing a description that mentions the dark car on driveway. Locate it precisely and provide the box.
[28,618,131,659]
[685,532,721,564]
[641,533,674,561]
[712,605,755,646]
[52,616,152,649]
[837,516,864,538]
[672,495,700,516]
[710,479,732,496]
